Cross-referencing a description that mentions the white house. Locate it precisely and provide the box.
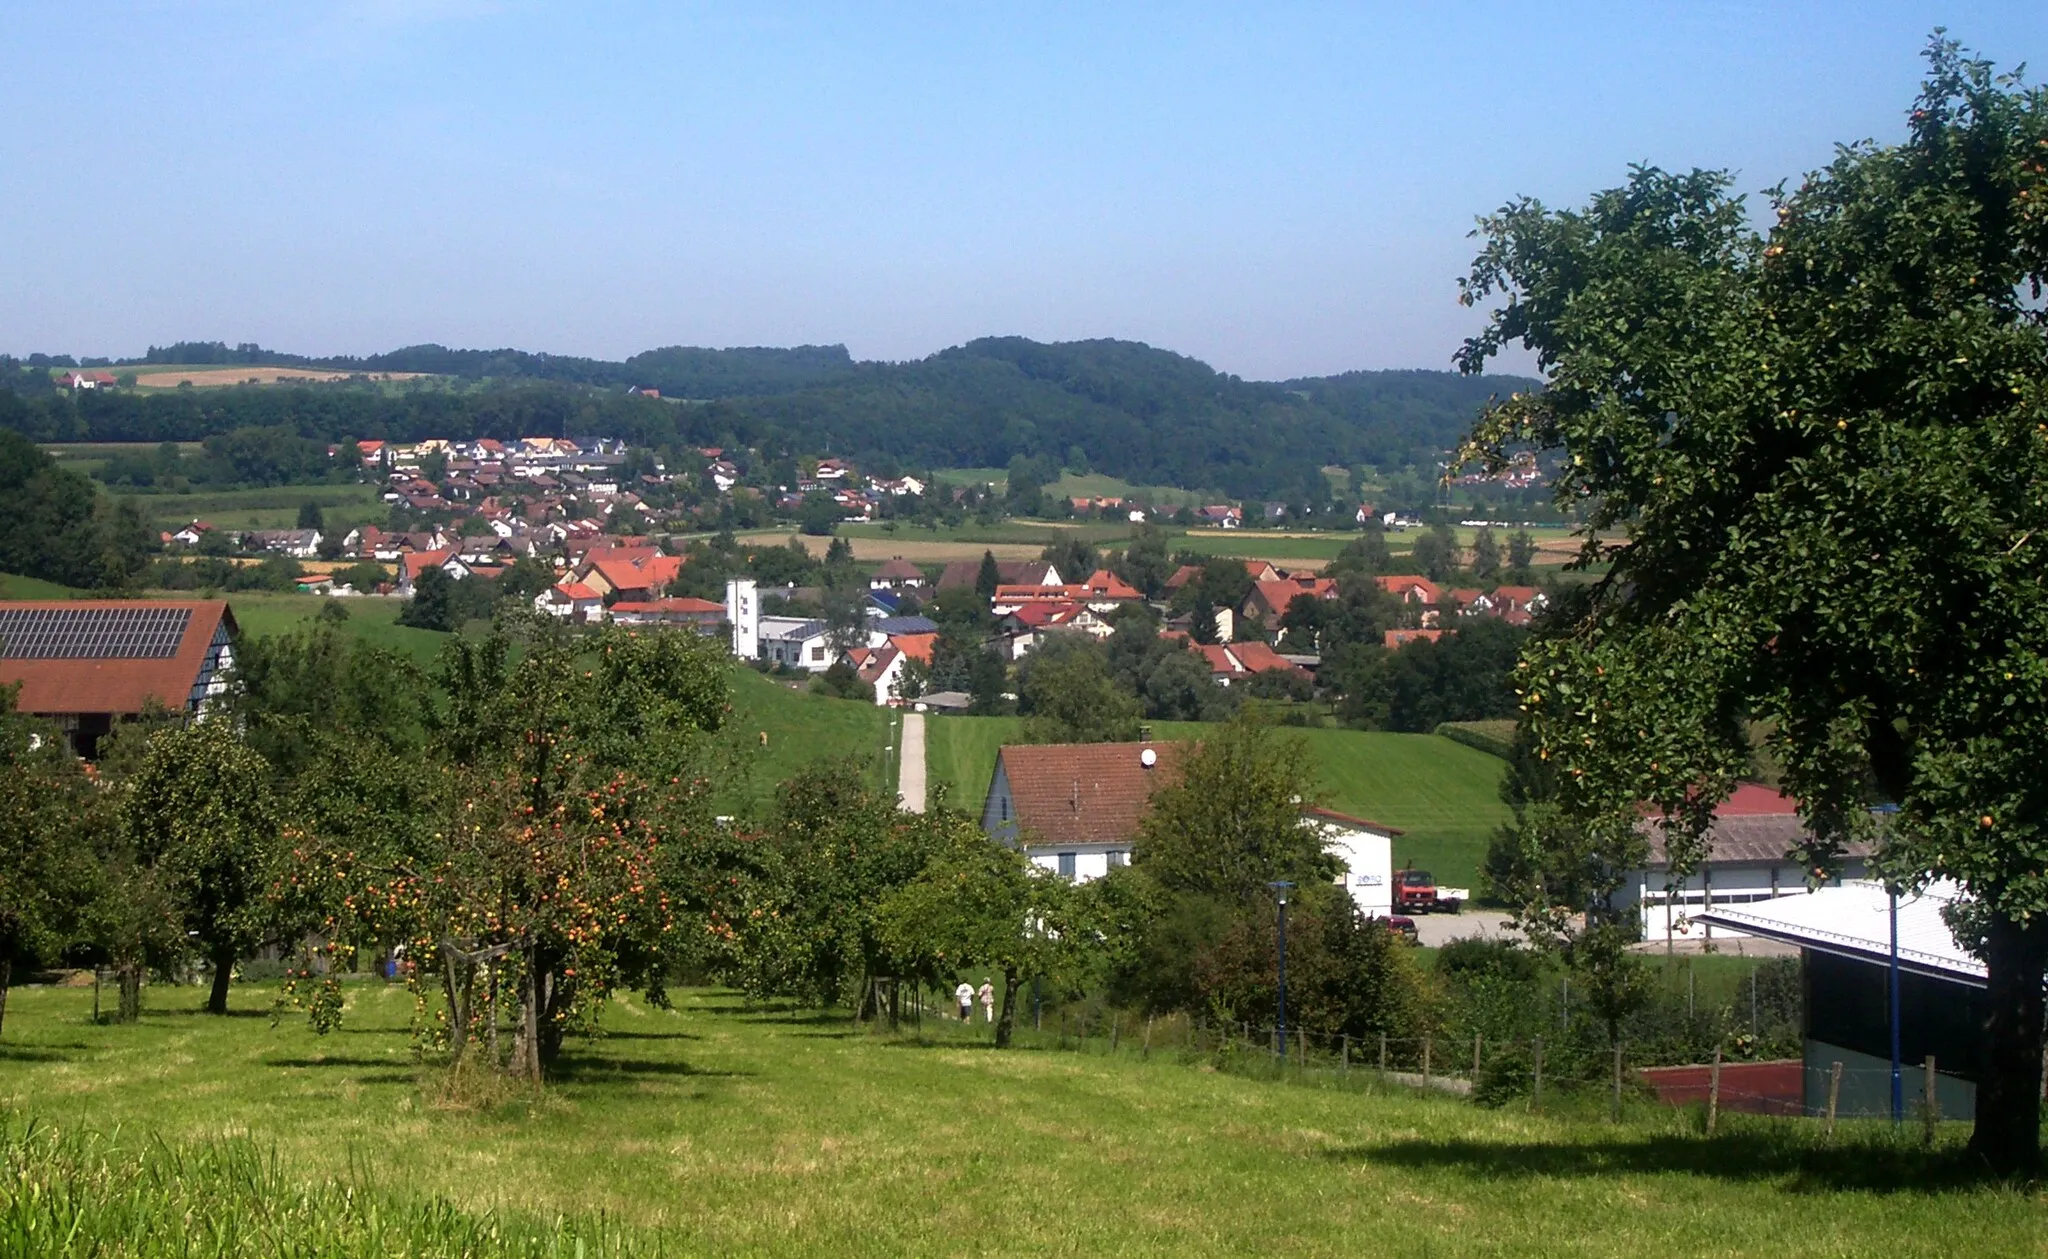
[725,578,761,660]
[981,741,1184,882]
[759,617,837,672]
[1304,807,1399,918]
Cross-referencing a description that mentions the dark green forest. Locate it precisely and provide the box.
[0,338,1536,499]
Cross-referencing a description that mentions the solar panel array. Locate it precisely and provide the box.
[0,606,193,660]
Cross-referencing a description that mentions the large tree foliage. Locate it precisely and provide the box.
[1456,38,2048,1171]
[286,617,731,1080]
[0,429,152,588]
[0,692,100,1038]
[121,719,279,1015]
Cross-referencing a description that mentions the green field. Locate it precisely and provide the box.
[0,983,2028,1256]
[926,718,1512,889]
[114,483,386,532]
[722,667,899,816]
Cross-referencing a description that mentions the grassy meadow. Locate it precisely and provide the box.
[925,717,1512,889]
[0,983,2037,1256]
[119,483,387,533]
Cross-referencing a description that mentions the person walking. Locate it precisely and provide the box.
[979,979,996,1024]
[955,980,974,1022]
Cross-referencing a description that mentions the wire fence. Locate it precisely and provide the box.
[874,989,1976,1139]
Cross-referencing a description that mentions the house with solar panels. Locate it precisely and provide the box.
[0,601,237,756]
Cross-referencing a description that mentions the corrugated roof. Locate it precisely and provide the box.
[995,741,1187,849]
[0,600,233,716]
[1698,881,1985,986]
[1637,812,1874,867]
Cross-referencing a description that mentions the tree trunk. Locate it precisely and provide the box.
[206,947,234,1015]
[995,965,1020,1049]
[117,961,142,1023]
[0,956,11,1041]
[515,953,542,1085]
[1968,913,2048,1175]
[536,968,563,1068]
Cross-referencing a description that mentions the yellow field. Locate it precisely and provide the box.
[131,367,427,388]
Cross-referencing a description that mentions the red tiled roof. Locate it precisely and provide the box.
[1079,569,1141,600]
[889,632,937,665]
[0,600,234,717]
[551,582,602,601]
[402,549,453,579]
[1384,628,1443,648]
[994,741,1188,848]
[1376,575,1441,602]
[872,558,925,581]
[1225,641,1298,674]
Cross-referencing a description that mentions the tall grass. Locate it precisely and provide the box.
[0,1120,657,1258]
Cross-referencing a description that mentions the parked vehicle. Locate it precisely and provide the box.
[1393,868,1467,914]
[1384,915,1420,944]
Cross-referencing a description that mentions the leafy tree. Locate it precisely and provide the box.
[798,494,840,536]
[296,500,325,531]
[878,825,1082,1046]
[289,618,730,1079]
[1116,524,1173,597]
[1506,529,1536,575]
[1327,524,1389,578]
[1018,637,1142,743]
[975,550,1001,600]
[1410,523,1459,583]
[1135,719,1333,902]
[1040,538,1098,584]
[0,696,99,1038]
[121,720,277,1014]
[1470,526,1501,580]
[0,430,152,589]
[729,762,949,1012]
[1454,38,2048,1170]
[398,566,458,631]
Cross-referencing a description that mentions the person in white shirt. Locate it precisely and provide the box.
[955,981,974,1021]
[978,980,995,1023]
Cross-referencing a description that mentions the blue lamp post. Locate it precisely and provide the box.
[1269,881,1295,1057]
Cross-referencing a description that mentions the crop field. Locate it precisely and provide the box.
[0,983,2032,1256]
[125,366,430,388]
[780,531,1052,564]
[114,483,387,532]
[925,718,1511,889]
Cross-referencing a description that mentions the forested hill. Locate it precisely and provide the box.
[0,338,1537,498]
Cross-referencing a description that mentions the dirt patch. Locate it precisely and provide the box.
[132,368,428,388]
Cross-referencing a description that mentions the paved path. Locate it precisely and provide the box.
[898,712,927,813]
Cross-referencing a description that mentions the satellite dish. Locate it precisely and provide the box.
[1140,747,1158,768]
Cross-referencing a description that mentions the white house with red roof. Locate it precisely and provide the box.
[535,581,604,622]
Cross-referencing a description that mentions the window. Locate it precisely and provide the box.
[1107,850,1127,869]
[1057,852,1076,878]
[810,645,824,661]
[1000,796,1009,822]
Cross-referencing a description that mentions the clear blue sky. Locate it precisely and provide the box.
[3,2,2043,379]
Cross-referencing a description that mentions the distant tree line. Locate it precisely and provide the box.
[1,339,1539,501]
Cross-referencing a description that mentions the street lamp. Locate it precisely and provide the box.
[1268,881,1295,1058]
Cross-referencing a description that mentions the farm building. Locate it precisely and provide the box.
[1700,881,1986,1120]
[1617,784,1872,946]
[0,600,237,756]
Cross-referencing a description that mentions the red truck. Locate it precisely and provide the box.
[1393,868,1467,914]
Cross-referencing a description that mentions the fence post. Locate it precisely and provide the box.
[1706,1047,1723,1136]
[1342,1034,1350,1074]
[1533,1036,1544,1112]
[1924,1055,1939,1145]
[1111,1015,1121,1055]
[1423,1034,1433,1086]
[1144,1015,1154,1060]
[1825,1061,1843,1139]
[1379,1032,1388,1077]
[1298,1026,1307,1068]
[1473,1033,1483,1082]
[1611,1043,1623,1123]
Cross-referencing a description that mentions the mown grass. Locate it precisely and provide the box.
[926,717,1511,890]
[116,483,385,532]
[0,984,2037,1256]
[721,667,897,816]
[0,573,84,600]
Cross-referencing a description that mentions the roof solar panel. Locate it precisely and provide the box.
[0,606,193,660]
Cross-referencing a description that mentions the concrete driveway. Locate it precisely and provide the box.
[1410,908,1522,948]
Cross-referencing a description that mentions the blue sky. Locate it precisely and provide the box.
[3,2,2043,378]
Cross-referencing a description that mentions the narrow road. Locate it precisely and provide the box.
[898,711,927,813]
